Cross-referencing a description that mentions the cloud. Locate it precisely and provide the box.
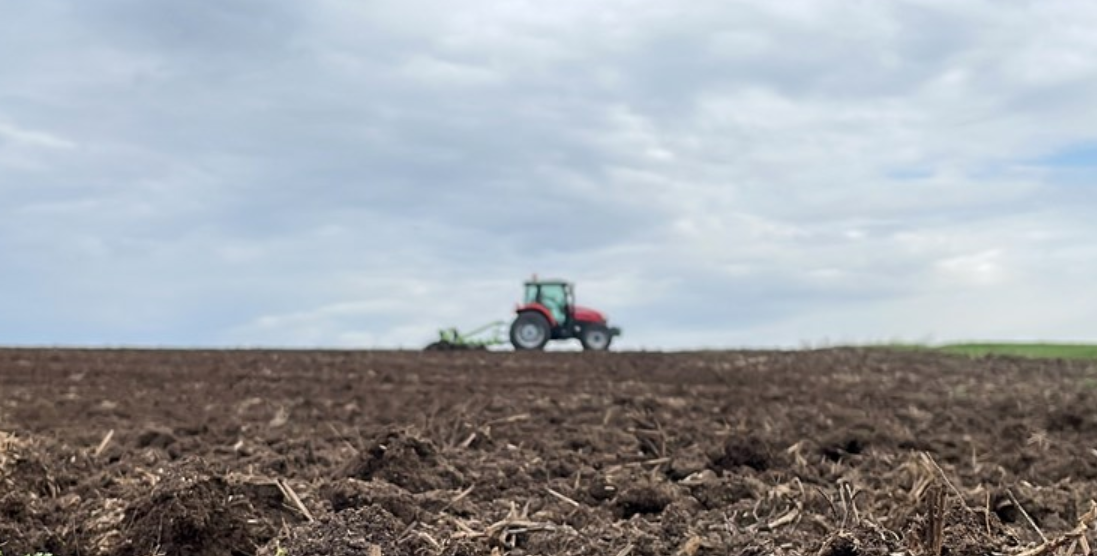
[2,0,1097,348]
[0,121,76,150]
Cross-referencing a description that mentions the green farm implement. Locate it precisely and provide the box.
[424,321,507,351]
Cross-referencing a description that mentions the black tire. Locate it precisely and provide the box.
[510,312,551,351]
[580,324,612,351]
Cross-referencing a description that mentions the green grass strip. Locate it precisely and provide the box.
[935,343,1097,359]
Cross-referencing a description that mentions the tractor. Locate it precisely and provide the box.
[510,277,621,351]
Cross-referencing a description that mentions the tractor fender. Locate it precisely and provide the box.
[572,305,607,324]
[515,303,557,327]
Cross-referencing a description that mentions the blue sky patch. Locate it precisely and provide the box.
[1035,142,1097,167]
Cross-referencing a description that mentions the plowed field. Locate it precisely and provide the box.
[1,348,1095,555]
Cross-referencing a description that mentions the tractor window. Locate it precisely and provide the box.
[523,284,539,304]
[539,284,568,323]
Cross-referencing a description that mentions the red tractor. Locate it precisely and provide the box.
[510,277,621,351]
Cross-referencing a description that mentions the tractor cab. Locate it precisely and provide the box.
[522,280,572,325]
[511,276,621,351]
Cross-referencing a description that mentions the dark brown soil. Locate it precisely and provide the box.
[1,348,1095,555]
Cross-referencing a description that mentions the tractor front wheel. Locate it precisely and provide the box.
[510,312,550,351]
[580,324,613,351]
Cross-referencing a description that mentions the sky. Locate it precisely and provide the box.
[1,0,1096,349]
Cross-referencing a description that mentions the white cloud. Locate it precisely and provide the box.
[933,249,1006,288]
[399,55,503,87]
[0,121,76,150]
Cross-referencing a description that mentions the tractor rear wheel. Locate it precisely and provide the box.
[580,324,612,351]
[510,312,550,351]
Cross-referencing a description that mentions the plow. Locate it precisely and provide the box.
[424,321,507,351]
[426,276,622,352]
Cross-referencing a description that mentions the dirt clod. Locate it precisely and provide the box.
[135,425,178,450]
[260,505,429,556]
[711,435,774,472]
[614,482,673,518]
[323,478,423,524]
[340,429,462,493]
[116,458,290,556]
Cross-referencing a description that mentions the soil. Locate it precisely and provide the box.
[1,348,1095,555]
